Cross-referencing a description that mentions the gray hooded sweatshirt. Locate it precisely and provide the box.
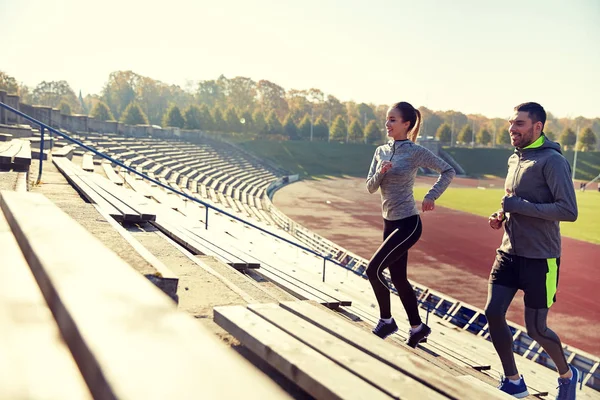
[500,135,578,259]
[366,140,455,221]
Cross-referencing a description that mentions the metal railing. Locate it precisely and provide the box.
[0,101,346,281]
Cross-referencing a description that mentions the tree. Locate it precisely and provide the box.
[348,120,364,142]
[496,125,511,145]
[476,128,492,146]
[560,128,576,149]
[0,71,19,93]
[240,110,253,133]
[365,120,382,144]
[162,104,185,128]
[578,127,597,151]
[32,80,79,111]
[198,104,214,130]
[266,111,283,135]
[298,114,312,140]
[286,89,310,122]
[330,115,347,142]
[102,70,140,119]
[457,124,473,145]
[419,107,444,138]
[227,76,256,110]
[225,107,242,132]
[252,110,267,134]
[91,101,115,121]
[59,101,72,115]
[257,80,288,119]
[184,104,203,129]
[545,130,555,141]
[313,117,329,141]
[356,103,377,124]
[326,95,346,123]
[436,123,452,143]
[120,102,148,125]
[283,115,299,139]
[212,108,227,131]
[196,79,225,108]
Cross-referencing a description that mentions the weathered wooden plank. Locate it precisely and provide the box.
[0,139,20,164]
[0,191,292,400]
[456,376,514,399]
[82,153,94,172]
[280,301,509,400]
[214,305,393,400]
[53,157,124,221]
[0,210,91,400]
[14,139,32,165]
[101,162,123,186]
[53,145,75,160]
[249,304,447,400]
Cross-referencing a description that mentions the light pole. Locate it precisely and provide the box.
[572,125,580,181]
[310,107,314,142]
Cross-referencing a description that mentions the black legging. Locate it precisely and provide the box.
[485,284,569,376]
[366,215,422,326]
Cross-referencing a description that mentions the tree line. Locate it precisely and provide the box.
[1,70,598,150]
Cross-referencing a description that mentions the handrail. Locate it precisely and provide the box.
[0,101,347,278]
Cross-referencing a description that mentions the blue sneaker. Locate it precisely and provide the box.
[498,375,529,398]
[556,365,580,400]
[372,318,398,339]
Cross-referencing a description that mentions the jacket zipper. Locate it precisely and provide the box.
[510,150,522,253]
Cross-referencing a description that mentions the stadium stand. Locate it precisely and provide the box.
[1,100,599,399]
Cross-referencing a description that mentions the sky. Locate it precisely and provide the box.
[1,0,599,119]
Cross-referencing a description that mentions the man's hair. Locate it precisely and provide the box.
[514,102,546,128]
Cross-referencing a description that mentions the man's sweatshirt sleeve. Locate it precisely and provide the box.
[503,157,578,222]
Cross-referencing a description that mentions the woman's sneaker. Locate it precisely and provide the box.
[497,375,529,398]
[372,318,398,339]
[406,324,431,348]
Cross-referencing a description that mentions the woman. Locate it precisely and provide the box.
[366,101,455,347]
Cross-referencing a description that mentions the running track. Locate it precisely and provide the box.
[273,177,600,356]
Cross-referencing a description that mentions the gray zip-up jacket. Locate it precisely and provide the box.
[366,140,455,220]
[500,136,578,259]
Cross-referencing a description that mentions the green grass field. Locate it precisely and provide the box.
[413,186,600,244]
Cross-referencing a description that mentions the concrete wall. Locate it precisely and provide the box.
[0,91,200,140]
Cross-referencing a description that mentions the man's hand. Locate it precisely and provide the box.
[379,160,393,174]
[422,198,435,212]
[489,211,505,230]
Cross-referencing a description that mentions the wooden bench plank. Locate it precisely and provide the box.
[214,305,393,400]
[53,145,75,160]
[53,157,124,221]
[14,140,32,165]
[82,153,94,172]
[248,304,447,399]
[0,210,91,400]
[0,139,21,164]
[279,301,509,400]
[0,190,291,400]
[101,162,124,186]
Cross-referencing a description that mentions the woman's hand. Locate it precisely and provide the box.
[422,198,435,212]
[379,160,393,174]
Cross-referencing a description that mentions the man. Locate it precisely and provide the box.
[485,102,579,399]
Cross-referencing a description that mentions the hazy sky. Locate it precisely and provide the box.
[1,0,599,119]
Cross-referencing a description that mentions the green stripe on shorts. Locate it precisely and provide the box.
[546,258,558,308]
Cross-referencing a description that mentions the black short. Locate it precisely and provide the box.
[489,250,560,309]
